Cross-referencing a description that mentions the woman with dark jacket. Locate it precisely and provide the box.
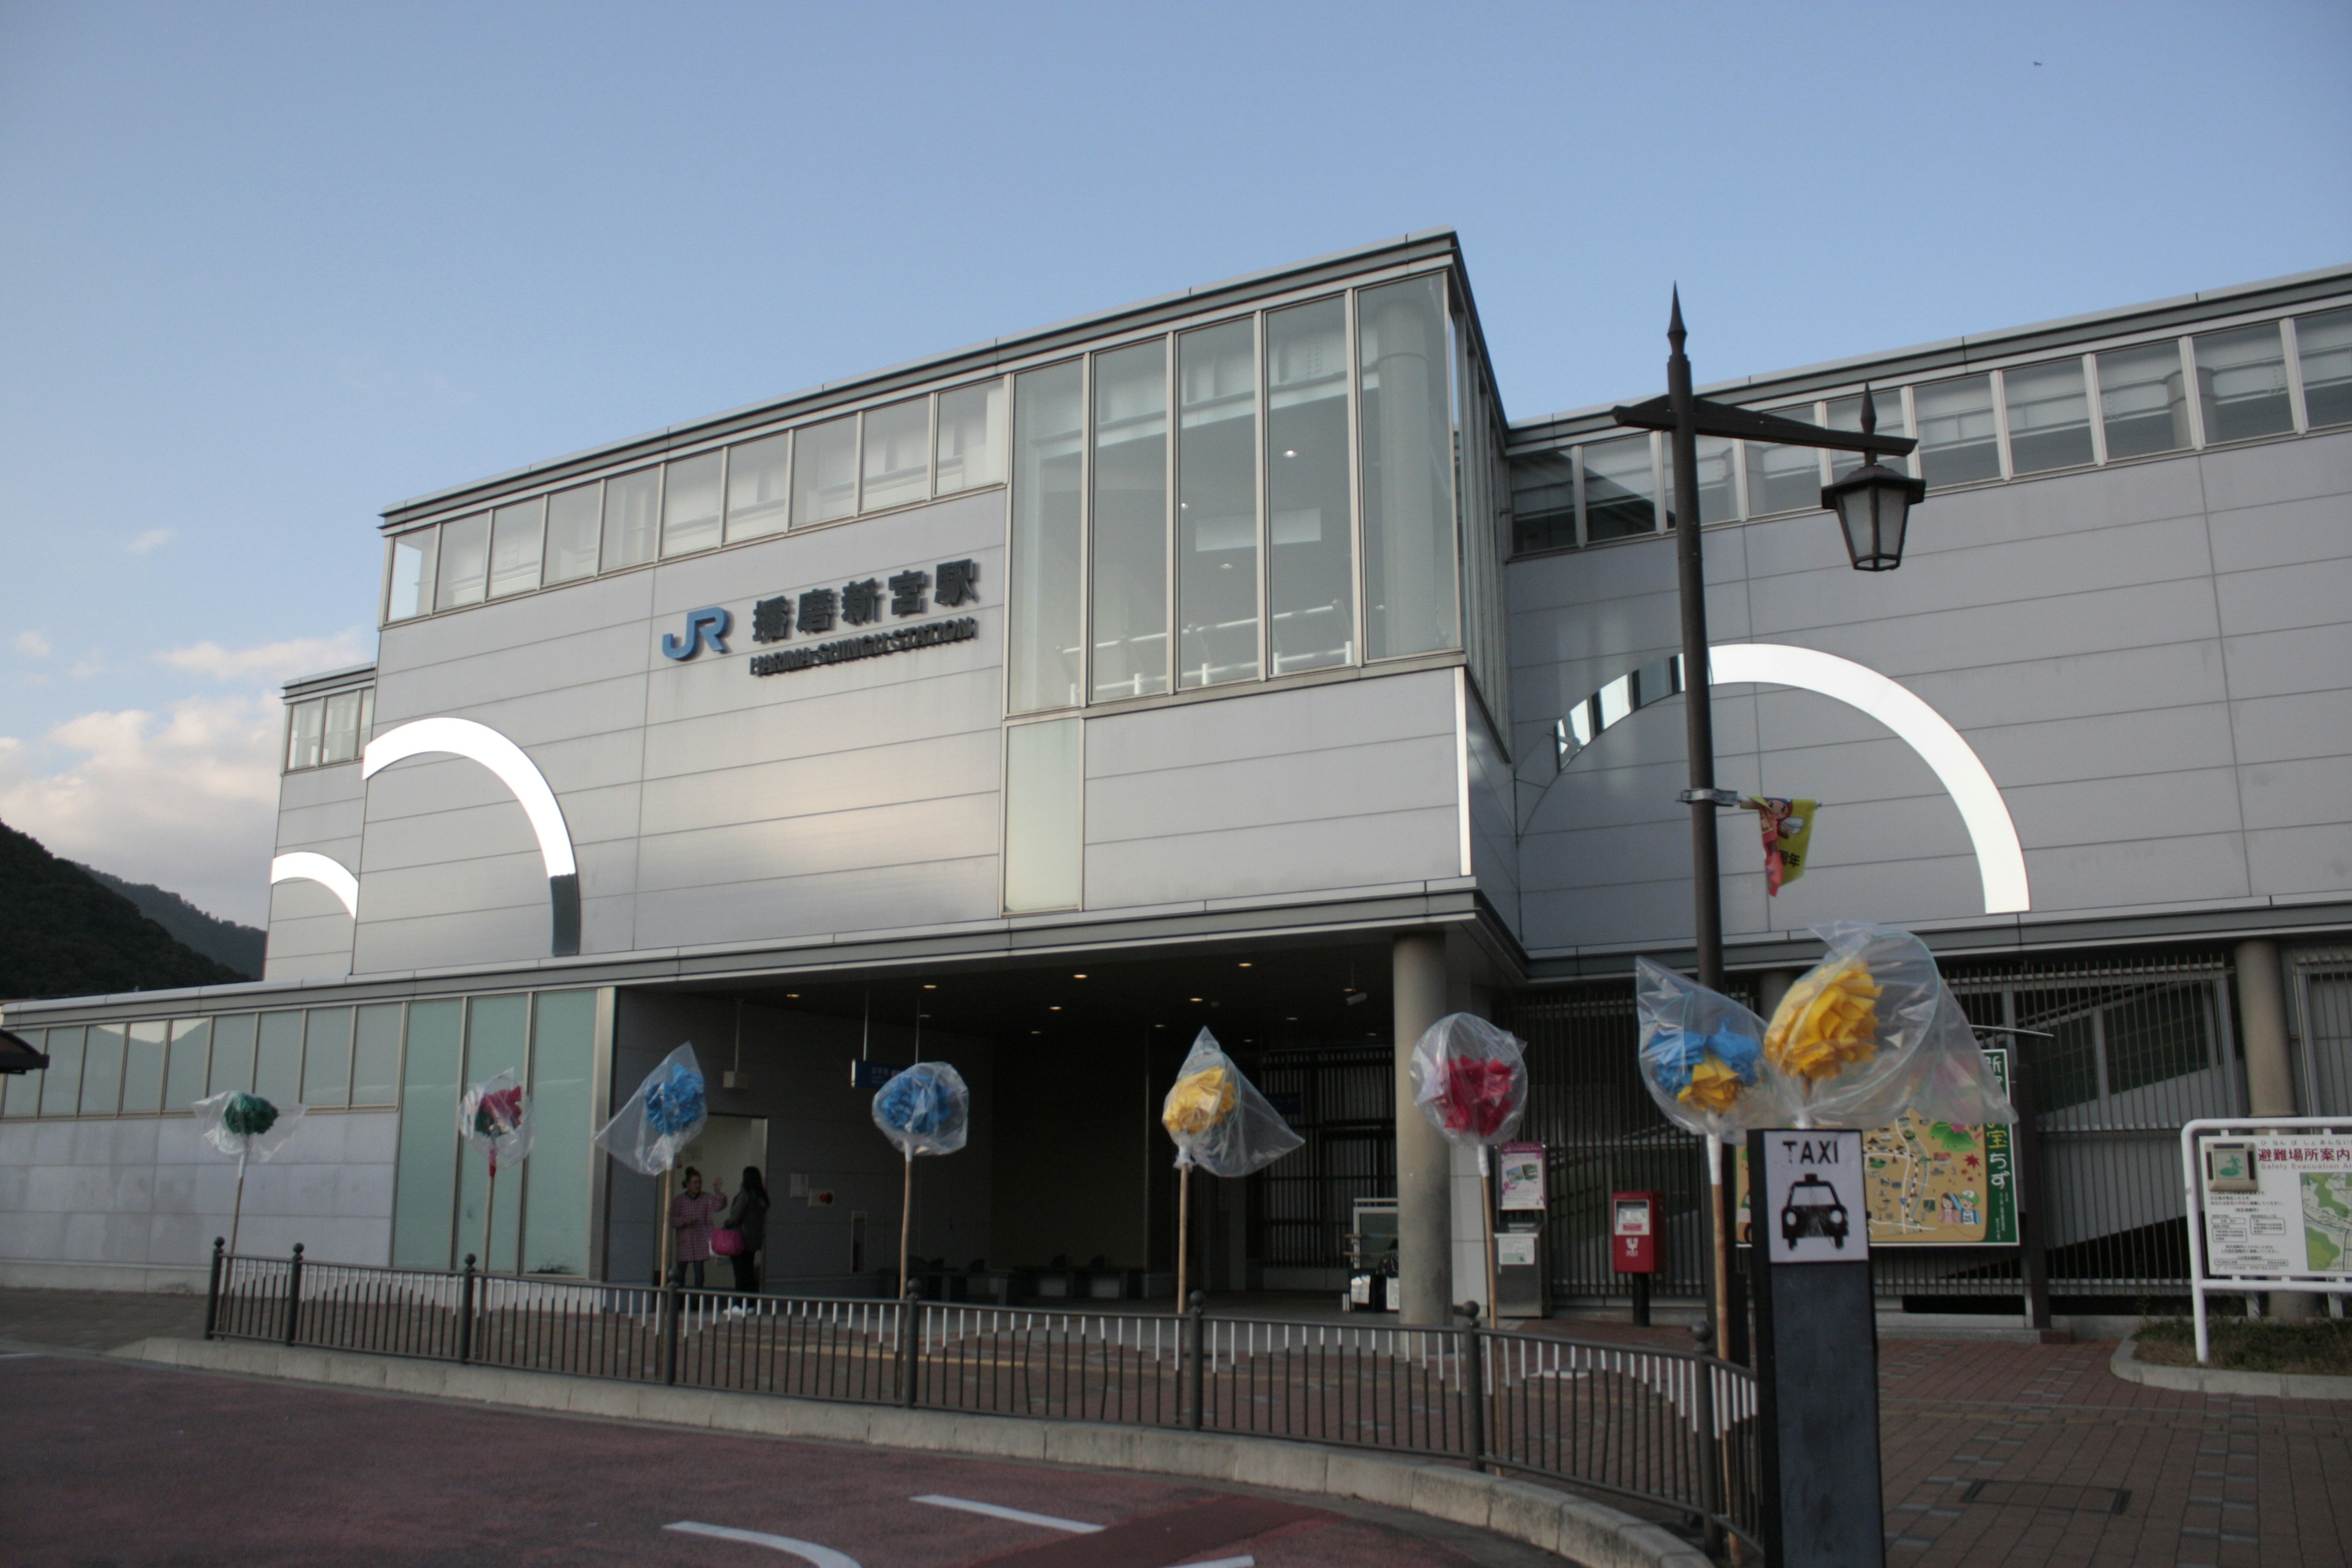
[722,1166,770,1294]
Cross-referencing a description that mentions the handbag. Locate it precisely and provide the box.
[710,1227,745,1257]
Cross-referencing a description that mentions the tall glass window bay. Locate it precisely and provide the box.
[2195,322,2294,443]
[40,1028,85,1115]
[1358,275,1459,659]
[1510,451,1576,552]
[1178,320,1261,688]
[1915,374,2000,487]
[524,990,597,1276]
[1266,298,1354,675]
[255,1011,304,1106]
[1090,340,1170,701]
[725,432,791,541]
[165,1019,210,1110]
[81,1024,124,1115]
[660,452,724,557]
[1746,406,1824,514]
[1003,717,1082,912]
[862,398,931,511]
[392,999,462,1270]
[2297,308,2352,428]
[601,469,660,570]
[206,1014,257,1097]
[2002,360,2095,473]
[544,484,601,583]
[793,415,858,526]
[388,527,437,620]
[122,1021,167,1114]
[936,381,1006,494]
[1581,435,1657,541]
[460,994,529,1274]
[1009,361,1085,713]
[436,511,491,608]
[2097,341,2190,459]
[488,499,546,597]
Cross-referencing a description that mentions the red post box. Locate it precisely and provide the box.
[1611,1191,1660,1273]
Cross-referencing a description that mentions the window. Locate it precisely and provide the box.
[388,528,437,620]
[660,452,723,557]
[1266,297,1354,675]
[460,994,530,1273]
[285,699,325,771]
[600,469,660,570]
[1668,434,1739,526]
[1090,340,1170,702]
[303,1006,353,1107]
[1358,274,1458,660]
[435,512,491,608]
[1510,451,1576,552]
[861,398,930,511]
[488,499,546,597]
[1178,319,1261,687]
[206,1015,257,1096]
[725,432,790,541]
[936,381,1006,494]
[81,1024,124,1116]
[39,1028,85,1115]
[1,1038,38,1117]
[2097,341,2190,459]
[1003,717,1083,911]
[165,1019,210,1110]
[320,689,368,766]
[255,1011,304,1106]
[1914,374,2000,487]
[121,1021,167,1114]
[522,991,596,1276]
[543,484,601,583]
[352,1004,402,1107]
[1009,361,1085,713]
[1745,406,1825,514]
[391,999,462,1268]
[2103,986,2212,1095]
[1826,388,1910,477]
[2297,307,2352,428]
[792,415,858,526]
[1581,434,1657,540]
[2195,322,2294,443]
[2002,360,2095,474]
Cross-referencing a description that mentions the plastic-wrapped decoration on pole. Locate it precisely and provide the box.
[1159,1029,1301,1177]
[592,1043,709,1176]
[872,1061,970,1158]
[1634,958,1798,1139]
[1408,1013,1530,1148]
[195,1090,307,1161]
[458,1069,535,1175]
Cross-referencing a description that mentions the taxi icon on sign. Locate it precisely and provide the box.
[1781,1172,1850,1249]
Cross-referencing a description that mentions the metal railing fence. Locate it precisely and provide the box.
[205,1242,1757,1555]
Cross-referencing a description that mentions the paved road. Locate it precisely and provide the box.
[0,1354,1551,1568]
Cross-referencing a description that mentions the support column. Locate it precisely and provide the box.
[2236,939,2313,1320]
[1394,931,1452,1326]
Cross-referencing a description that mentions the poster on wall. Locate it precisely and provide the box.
[1735,1048,2016,1248]
[2199,1134,2352,1278]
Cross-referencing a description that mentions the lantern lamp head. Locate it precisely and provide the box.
[1819,385,1924,571]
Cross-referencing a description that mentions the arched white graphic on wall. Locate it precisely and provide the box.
[1544,643,2030,915]
[268,851,359,919]
[363,716,582,954]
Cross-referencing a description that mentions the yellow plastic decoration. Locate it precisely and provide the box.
[1678,1054,1744,1114]
[1765,958,1883,1082]
[1162,1067,1237,1136]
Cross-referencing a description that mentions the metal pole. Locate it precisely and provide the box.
[1393,931,1452,1325]
[900,1289,921,1408]
[1480,1152,1501,1330]
[1458,1301,1487,1472]
[1666,291,1733,1361]
[205,1237,224,1341]
[458,1253,477,1365]
[1692,1325,1725,1559]
[282,1243,304,1347]
[663,1276,681,1385]
[899,1153,915,1301]
[1186,1290,1205,1431]
[1175,1163,1191,1316]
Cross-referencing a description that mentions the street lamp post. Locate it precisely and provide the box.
[1611,291,1921,1360]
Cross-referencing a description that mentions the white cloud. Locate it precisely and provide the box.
[0,693,284,926]
[13,630,50,658]
[159,628,371,685]
[126,528,177,555]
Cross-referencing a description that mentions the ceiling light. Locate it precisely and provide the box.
[1030,1029,1042,1035]
[1072,973,1087,979]
[1238,962,1252,968]
[1285,1016,1297,1022]
[923,983,936,990]
[1283,449,1297,458]
[1189,997,1203,1003]
[1049,1005,1061,1011]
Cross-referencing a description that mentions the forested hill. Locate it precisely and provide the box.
[76,863,264,979]
[0,819,248,1001]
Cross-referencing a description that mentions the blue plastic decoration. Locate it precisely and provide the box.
[591,1043,709,1176]
[644,1059,707,1138]
[871,1061,970,1158]
[1642,1027,1763,1096]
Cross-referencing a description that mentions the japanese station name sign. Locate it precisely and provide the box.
[2199,1133,2352,1280]
[658,558,982,677]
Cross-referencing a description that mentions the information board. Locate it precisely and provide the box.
[2201,1133,2352,1279]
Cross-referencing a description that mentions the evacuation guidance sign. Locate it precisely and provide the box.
[1758,1128,1870,1265]
[2201,1134,2352,1280]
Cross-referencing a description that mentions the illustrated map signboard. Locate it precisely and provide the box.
[2201,1134,2352,1279]
[1734,1048,2016,1248]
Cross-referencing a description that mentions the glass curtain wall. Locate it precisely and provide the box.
[660,453,724,557]
[601,470,661,570]
[2195,323,2294,443]
[1358,275,1459,660]
[391,999,463,1269]
[1746,407,1824,514]
[2299,307,2352,427]
[435,513,491,608]
[2097,342,2191,458]
[1089,341,1170,701]
[1265,298,1354,675]
[457,994,529,1274]
[1009,361,1085,713]
[544,485,602,582]
[726,434,791,541]
[1178,320,1262,688]
[522,991,596,1276]
[1915,375,2001,486]
[488,500,546,597]
[2001,361,2095,473]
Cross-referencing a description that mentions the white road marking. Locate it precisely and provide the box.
[911,1494,1104,1533]
[664,1521,862,1567]
[0,1352,43,1360]
[1174,1557,1256,1568]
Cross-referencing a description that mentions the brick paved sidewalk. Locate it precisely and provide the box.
[0,1286,205,1352]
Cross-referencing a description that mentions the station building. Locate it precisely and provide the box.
[5,233,2350,1324]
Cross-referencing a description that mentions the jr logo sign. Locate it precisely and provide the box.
[662,606,731,661]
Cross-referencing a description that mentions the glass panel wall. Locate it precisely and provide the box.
[2297,307,2352,428]
[1581,434,1657,541]
[659,453,724,557]
[1745,407,1825,514]
[1265,298,1354,675]
[165,1019,210,1110]
[725,432,791,541]
[388,529,437,620]
[1,1044,37,1117]
[1826,388,1910,477]
[1088,341,1169,701]
[254,1011,304,1104]
[320,690,365,766]
[121,1021,167,1114]
[352,1004,403,1107]
[1671,434,1739,526]
[1915,374,2001,487]
[1178,320,1262,687]
[861,399,930,511]
[206,1014,257,1096]
[285,700,325,771]
[936,382,1005,494]
[600,469,661,570]
[1358,275,1458,660]
[81,1024,124,1115]
[391,999,462,1269]
[435,512,491,608]
[1510,451,1576,552]
[1003,717,1083,911]
[1008,361,1085,713]
[2195,322,2294,443]
[40,1028,84,1115]
[488,499,546,597]
[2097,341,2190,458]
[792,415,858,526]
[303,1006,353,1107]
[522,990,596,1276]
[2000,361,2094,473]
[543,484,601,583]
[459,995,529,1273]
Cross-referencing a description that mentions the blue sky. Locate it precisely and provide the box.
[2,1,2347,922]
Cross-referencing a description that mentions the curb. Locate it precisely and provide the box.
[110,1336,1711,1568]
[2111,1333,2352,1401]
